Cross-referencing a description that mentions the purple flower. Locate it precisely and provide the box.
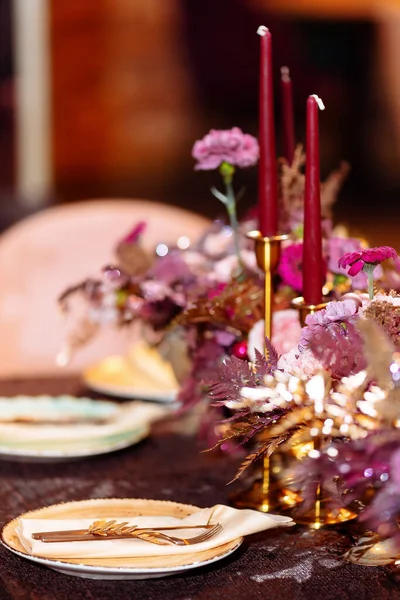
[278,243,303,291]
[299,299,365,378]
[301,299,359,345]
[192,128,259,171]
[338,246,397,277]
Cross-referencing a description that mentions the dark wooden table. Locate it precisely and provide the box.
[0,377,399,600]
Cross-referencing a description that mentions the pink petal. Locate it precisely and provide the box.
[348,259,364,276]
[338,251,362,269]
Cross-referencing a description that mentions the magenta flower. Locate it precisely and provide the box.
[339,246,397,299]
[328,237,363,274]
[192,128,259,170]
[338,246,397,276]
[329,237,382,290]
[278,243,303,291]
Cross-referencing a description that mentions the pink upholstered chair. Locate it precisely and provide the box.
[0,199,210,378]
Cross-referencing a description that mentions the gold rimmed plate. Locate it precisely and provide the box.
[1,498,243,580]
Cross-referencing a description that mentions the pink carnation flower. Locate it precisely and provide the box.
[277,347,323,377]
[338,246,397,276]
[192,128,259,170]
[272,310,302,354]
[247,311,302,361]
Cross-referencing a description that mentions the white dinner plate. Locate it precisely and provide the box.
[0,426,149,462]
[0,394,119,423]
[1,498,243,580]
[0,396,160,461]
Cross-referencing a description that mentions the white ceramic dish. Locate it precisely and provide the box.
[1,498,242,580]
[0,426,149,462]
[0,394,119,423]
[0,396,157,461]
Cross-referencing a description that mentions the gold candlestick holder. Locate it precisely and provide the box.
[247,231,289,348]
[230,231,288,512]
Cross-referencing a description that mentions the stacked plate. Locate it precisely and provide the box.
[0,395,168,461]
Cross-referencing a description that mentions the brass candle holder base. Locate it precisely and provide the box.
[294,496,357,530]
[291,296,330,327]
[290,435,357,529]
[230,456,279,513]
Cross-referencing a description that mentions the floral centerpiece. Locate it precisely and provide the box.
[59,124,400,420]
[210,245,400,556]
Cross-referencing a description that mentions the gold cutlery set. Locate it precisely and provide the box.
[32,519,223,546]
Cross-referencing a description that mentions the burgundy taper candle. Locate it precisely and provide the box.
[303,94,325,305]
[257,26,278,237]
[280,66,295,164]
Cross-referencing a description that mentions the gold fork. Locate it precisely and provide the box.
[136,524,223,546]
[32,521,223,546]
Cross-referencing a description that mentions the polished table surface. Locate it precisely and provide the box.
[0,377,400,600]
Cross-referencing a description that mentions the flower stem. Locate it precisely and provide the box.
[363,263,376,300]
[224,178,244,274]
[368,272,374,300]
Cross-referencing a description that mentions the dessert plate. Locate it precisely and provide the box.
[1,498,242,580]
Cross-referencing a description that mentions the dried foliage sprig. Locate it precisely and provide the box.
[174,276,264,335]
[279,144,349,233]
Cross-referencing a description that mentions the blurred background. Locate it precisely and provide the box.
[1,0,400,247]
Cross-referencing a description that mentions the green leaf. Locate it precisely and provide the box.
[210,186,228,204]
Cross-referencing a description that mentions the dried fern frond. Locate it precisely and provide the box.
[174,276,264,334]
[320,161,350,219]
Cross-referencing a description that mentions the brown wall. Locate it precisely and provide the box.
[50,0,202,196]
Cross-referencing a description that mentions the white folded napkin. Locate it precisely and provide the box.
[17,504,293,559]
[0,402,168,445]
